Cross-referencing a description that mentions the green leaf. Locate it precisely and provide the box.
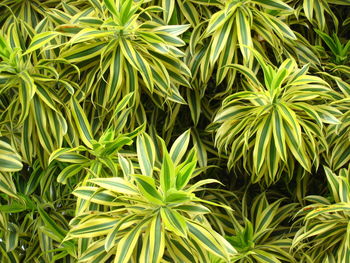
[105,215,135,252]
[70,97,94,148]
[25,31,58,54]
[160,140,175,192]
[236,9,253,61]
[89,177,139,195]
[176,160,197,190]
[303,0,314,21]
[5,223,19,252]
[253,113,273,173]
[187,221,227,259]
[49,147,88,164]
[163,0,175,23]
[73,187,119,206]
[148,214,165,262]
[253,0,293,10]
[18,71,36,124]
[160,207,187,237]
[210,19,234,65]
[169,129,191,165]
[133,174,163,205]
[136,133,156,177]
[115,218,151,263]
[69,216,118,238]
[38,207,67,241]
[57,164,84,184]
[0,140,23,172]
[103,0,118,17]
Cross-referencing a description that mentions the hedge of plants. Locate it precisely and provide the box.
[0,0,350,262]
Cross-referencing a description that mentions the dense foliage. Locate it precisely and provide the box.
[0,0,349,262]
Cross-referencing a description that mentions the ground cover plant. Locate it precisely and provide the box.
[0,0,349,262]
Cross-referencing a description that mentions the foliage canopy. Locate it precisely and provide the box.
[0,0,350,262]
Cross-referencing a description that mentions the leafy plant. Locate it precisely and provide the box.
[0,159,78,262]
[49,116,140,185]
[228,195,297,262]
[57,0,191,108]
[190,0,296,85]
[0,0,61,29]
[0,21,80,166]
[292,166,350,262]
[213,53,340,184]
[316,29,350,65]
[207,192,297,263]
[325,95,350,171]
[66,131,235,262]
